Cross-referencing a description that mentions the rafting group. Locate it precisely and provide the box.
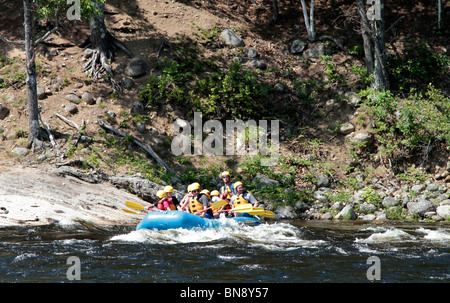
[147,171,270,219]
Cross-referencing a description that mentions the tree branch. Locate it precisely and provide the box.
[97,120,179,177]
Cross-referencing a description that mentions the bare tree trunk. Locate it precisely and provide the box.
[84,0,131,90]
[23,0,41,143]
[438,0,442,30]
[356,0,374,74]
[272,0,280,23]
[300,0,316,41]
[356,0,389,90]
[371,0,389,90]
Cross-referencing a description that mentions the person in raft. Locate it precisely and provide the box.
[164,185,181,210]
[219,171,236,201]
[211,189,232,217]
[230,181,259,217]
[156,189,177,211]
[179,183,197,212]
[187,183,214,218]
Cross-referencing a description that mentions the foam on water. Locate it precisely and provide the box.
[110,220,326,251]
[417,227,450,241]
[355,227,414,244]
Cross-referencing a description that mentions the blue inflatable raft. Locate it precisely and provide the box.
[136,210,260,231]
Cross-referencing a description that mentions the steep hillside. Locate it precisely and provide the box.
[0,0,449,214]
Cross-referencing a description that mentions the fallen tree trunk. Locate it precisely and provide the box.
[97,120,179,177]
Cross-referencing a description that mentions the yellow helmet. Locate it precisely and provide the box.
[234,181,243,189]
[200,189,210,199]
[189,182,201,192]
[164,185,174,193]
[221,171,231,177]
[157,190,166,199]
[210,190,220,196]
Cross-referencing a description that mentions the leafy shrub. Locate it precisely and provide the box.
[360,85,450,161]
[388,40,450,91]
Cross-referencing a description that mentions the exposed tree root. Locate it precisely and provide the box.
[83,32,132,92]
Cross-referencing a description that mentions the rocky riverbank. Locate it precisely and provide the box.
[1,163,450,227]
[272,176,450,223]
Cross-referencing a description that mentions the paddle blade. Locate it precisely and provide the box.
[261,210,275,218]
[122,208,139,214]
[232,204,254,212]
[126,201,146,210]
[210,199,228,209]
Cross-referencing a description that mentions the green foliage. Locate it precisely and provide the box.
[388,39,450,91]
[34,0,104,20]
[359,85,450,160]
[140,57,272,120]
[360,187,381,208]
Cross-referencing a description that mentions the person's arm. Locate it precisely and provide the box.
[247,193,259,207]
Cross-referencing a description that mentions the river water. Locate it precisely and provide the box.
[0,218,449,283]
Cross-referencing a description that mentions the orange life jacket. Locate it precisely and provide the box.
[157,197,176,211]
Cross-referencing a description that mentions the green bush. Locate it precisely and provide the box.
[140,58,272,120]
[360,85,450,159]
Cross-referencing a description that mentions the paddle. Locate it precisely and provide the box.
[126,201,146,210]
[122,208,146,215]
[228,204,275,218]
[197,199,229,214]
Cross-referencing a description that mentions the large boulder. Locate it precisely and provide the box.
[220,29,244,47]
[125,59,149,78]
[436,204,450,219]
[334,204,357,220]
[407,199,436,217]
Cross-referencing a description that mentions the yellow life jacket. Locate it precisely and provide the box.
[220,184,234,200]
[189,194,205,213]
[233,192,251,207]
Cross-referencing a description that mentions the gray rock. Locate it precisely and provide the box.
[410,184,425,193]
[334,204,357,220]
[320,212,334,220]
[136,122,146,133]
[426,184,439,192]
[294,201,310,213]
[274,206,296,220]
[65,104,78,115]
[382,196,400,208]
[125,59,149,78]
[303,43,325,59]
[316,175,330,188]
[74,82,84,89]
[233,56,248,64]
[340,122,355,135]
[37,87,47,100]
[247,47,258,58]
[359,202,377,214]
[12,147,30,156]
[122,77,135,89]
[220,29,244,47]
[345,92,362,106]
[65,94,81,104]
[351,133,370,145]
[248,59,267,70]
[130,101,145,115]
[252,173,279,188]
[407,199,436,217]
[290,40,307,54]
[82,92,95,105]
[361,214,376,221]
[0,105,10,120]
[330,201,344,211]
[436,205,450,219]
